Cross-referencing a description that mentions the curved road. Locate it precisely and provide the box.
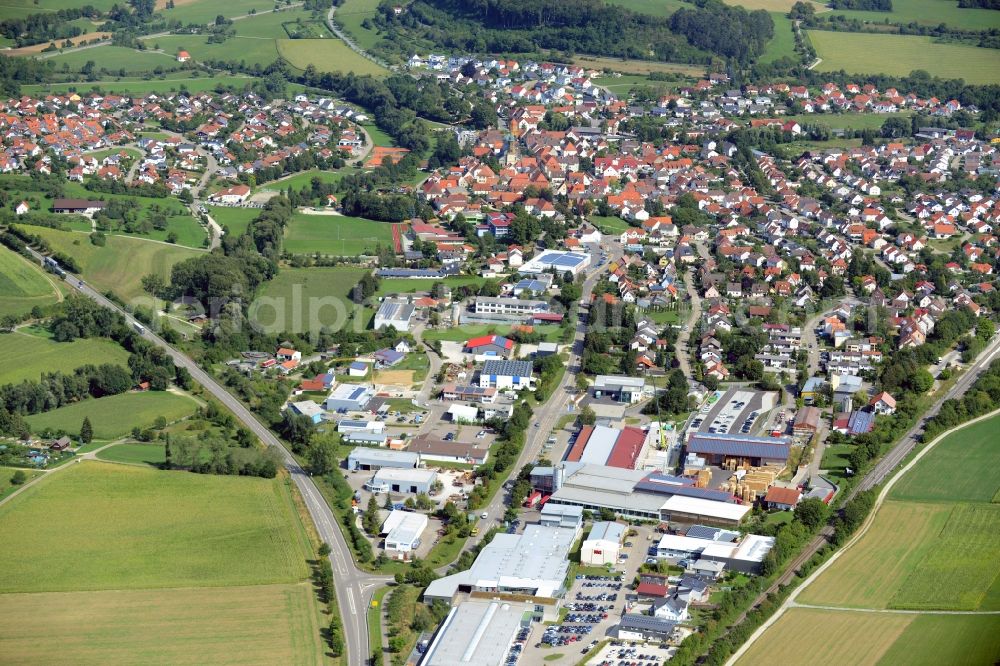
[28,248,388,666]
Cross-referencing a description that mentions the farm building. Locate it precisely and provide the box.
[52,198,105,214]
[347,447,418,471]
[374,299,415,332]
[581,521,625,566]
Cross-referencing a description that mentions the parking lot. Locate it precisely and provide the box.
[689,387,777,436]
[423,422,498,448]
[587,640,675,666]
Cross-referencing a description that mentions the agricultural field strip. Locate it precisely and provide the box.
[791,602,1000,615]
[726,405,1000,665]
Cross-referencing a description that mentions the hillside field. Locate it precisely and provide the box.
[334,0,386,50]
[808,32,1000,85]
[0,328,131,386]
[0,462,311,593]
[26,391,200,439]
[23,226,201,304]
[0,248,61,318]
[826,0,1000,30]
[0,462,323,664]
[277,38,388,76]
[282,213,394,256]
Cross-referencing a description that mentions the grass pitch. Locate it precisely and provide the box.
[282,213,394,256]
[0,328,131,386]
[808,32,1000,85]
[26,391,200,439]
[0,462,312,593]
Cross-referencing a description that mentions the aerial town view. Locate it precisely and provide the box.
[0,0,998,665]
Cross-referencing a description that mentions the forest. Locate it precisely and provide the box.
[377,0,773,66]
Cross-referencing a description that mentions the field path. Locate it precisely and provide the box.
[791,602,1000,616]
[727,403,1000,665]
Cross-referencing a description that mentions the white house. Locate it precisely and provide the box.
[209,184,251,203]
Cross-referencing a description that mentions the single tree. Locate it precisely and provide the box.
[80,416,93,444]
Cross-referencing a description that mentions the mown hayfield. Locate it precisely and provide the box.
[796,500,950,609]
[41,45,176,73]
[736,607,912,666]
[0,462,311,593]
[784,111,913,131]
[889,503,1000,610]
[96,442,167,466]
[282,212,394,256]
[571,54,705,77]
[145,34,281,67]
[760,12,796,63]
[374,275,487,297]
[0,247,60,318]
[26,391,199,439]
[159,0,277,24]
[254,266,367,332]
[0,329,131,386]
[0,466,43,502]
[826,0,1000,31]
[808,32,1000,85]
[891,415,1000,504]
[24,226,201,304]
[277,38,387,76]
[0,582,325,666]
[876,615,1000,666]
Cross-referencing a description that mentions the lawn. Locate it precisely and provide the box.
[808,32,1000,85]
[0,247,61,318]
[589,215,632,235]
[760,12,796,64]
[206,205,259,237]
[335,0,385,51]
[374,275,486,297]
[825,0,1000,30]
[0,582,325,666]
[95,442,167,466]
[0,329,131,386]
[282,213,395,256]
[24,226,201,304]
[254,266,368,332]
[26,391,200,439]
[890,415,1000,504]
[0,466,43,502]
[0,462,312,592]
[277,38,387,76]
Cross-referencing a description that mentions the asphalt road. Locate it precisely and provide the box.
[30,249,388,666]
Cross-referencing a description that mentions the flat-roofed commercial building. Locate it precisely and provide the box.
[325,383,375,412]
[420,600,526,666]
[347,447,419,471]
[374,298,416,331]
[593,375,648,403]
[368,467,438,495]
[381,510,428,559]
[686,433,792,467]
[581,521,625,566]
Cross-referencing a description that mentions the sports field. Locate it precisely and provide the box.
[24,226,201,304]
[0,462,323,664]
[26,391,200,439]
[0,462,311,592]
[825,0,1000,30]
[283,213,394,256]
[808,32,1000,85]
[254,266,368,332]
[736,608,1000,666]
[277,38,387,76]
[0,328,131,385]
[0,247,61,318]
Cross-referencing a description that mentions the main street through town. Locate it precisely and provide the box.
[25,247,388,666]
